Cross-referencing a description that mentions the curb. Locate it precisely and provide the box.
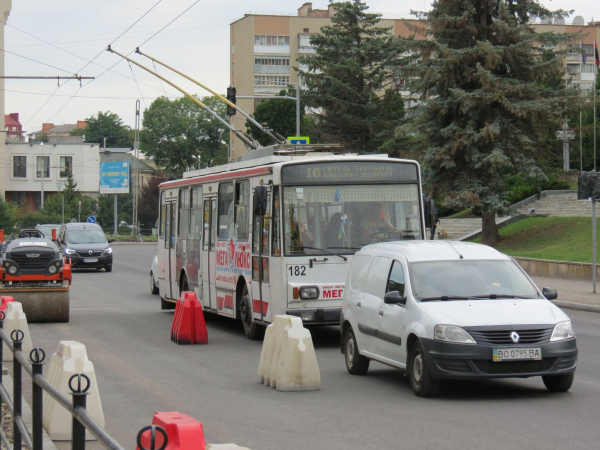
[552,300,600,314]
[110,242,157,245]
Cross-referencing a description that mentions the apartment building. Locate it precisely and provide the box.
[230,4,600,159]
[229,2,424,158]
[3,142,100,213]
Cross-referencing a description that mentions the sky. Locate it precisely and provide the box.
[4,0,600,136]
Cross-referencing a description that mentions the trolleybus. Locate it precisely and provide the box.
[157,145,427,339]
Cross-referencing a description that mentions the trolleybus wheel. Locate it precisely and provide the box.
[240,284,264,340]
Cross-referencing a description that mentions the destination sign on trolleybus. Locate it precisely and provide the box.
[281,161,419,185]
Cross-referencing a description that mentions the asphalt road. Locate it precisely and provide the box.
[26,245,600,450]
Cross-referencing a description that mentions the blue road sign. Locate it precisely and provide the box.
[287,136,310,145]
[100,161,130,194]
[87,216,96,224]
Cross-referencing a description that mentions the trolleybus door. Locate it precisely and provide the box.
[252,186,271,322]
[165,200,178,300]
[201,197,217,310]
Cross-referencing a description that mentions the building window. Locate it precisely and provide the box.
[59,156,72,178]
[36,156,50,179]
[299,34,314,47]
[254,35,289,46]
[254,56,290,66]
[11,191,26,207]
[254,75,290,87]
[13,156,26,178]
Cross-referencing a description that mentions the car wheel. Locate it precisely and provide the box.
[150,271,159,295]
[161,296,175,310]
[542,373,574,392]
[343,327,370,375]
[105,265,112,273]
[408,340,440,397]
[239,284,264,340]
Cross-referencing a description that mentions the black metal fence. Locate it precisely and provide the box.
[0,312,167,450]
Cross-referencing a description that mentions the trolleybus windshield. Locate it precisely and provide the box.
[281,161,422,256]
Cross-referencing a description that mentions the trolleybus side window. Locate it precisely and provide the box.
[178,189,189,240]
[235,180,250,241]
[252,191,271,255]
[159,192,166,239]
[272,186,281,256]
[217,182,234,240]
[203,200,211,250]
[189,188,202,240]
[165,202,175,249]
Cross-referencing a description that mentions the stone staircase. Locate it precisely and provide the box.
[511,190,593,217]
[435,218,485,240]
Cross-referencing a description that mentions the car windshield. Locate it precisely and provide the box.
[410,260,539,300]
[283,184,422,256]
[38,226,59,237]
[67,230,107,244]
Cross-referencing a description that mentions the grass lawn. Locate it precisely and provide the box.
[445,208,480,219]
[472,217,599,263]
[107,235,157,242]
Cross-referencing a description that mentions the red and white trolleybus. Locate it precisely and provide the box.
[157,145,426,339]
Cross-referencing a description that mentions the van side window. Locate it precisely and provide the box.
[234,180,249,241]
[387,261,405,296]
[364,257,391,298]
[349,255,373,292]
[217,182,234,240]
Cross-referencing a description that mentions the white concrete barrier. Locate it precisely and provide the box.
[258,315,321,392]
[2,302,33,362]
[43,341,105,440]
[206,445,251,450]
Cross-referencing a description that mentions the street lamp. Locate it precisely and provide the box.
[56,182,64,224]
[222,140,230,163]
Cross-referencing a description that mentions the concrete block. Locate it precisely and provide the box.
[2,302,33,362]
[43,340,104,440]
[258,314,321,392]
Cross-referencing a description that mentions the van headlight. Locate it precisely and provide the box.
[65,248,76,255]
[434,325,476,344]
[102,247,112,255]
[550,321,575,341]
[299,286,319,300]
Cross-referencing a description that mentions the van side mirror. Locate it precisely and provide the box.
[542,287,557,300]
[107,238,114,243]
[253,186,268,216]
[384,291,407,306]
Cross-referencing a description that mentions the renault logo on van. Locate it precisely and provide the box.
[510,331,520,343]
[88,250,93,255]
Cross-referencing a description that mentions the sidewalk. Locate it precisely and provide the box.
[531,275,600,310]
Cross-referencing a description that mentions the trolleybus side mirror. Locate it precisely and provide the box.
[254,186,268,216]
[423,197,435,229]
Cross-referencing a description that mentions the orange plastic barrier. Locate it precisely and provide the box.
[171,292,208,345]
[0,296,14,311]
[137,412,206,450]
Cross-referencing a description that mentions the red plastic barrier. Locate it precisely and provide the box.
[0,296,14,311]
[170,292,208,345]
[51,229,57,241]
[0,229,4,243]
[137,411,206,450]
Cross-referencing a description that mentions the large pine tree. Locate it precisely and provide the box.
[298,1,407,153]
[401,0,579,245]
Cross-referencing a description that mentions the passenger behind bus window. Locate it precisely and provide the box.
[300,221,314,246]
[325,213,344,249]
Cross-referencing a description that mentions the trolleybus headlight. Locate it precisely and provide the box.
[299,286,319,300]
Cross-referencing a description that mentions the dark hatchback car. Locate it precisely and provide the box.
[57,223,114,272]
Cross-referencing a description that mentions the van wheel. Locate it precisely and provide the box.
[161,296,175,310]
[240,284,264,340]
[150,271,159,295]
[408,340,440,397]
[344,327,370,375]
[542,373,574,392]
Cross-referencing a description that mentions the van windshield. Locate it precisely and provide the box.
[67,230,106,244]
[410,260,539,300]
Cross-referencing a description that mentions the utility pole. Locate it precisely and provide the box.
[133,100,141,237]
[114,194,118,235]
[56,182,63,224]
[103,136,107,150]
[40,142,45,210]
[296,72,301,136]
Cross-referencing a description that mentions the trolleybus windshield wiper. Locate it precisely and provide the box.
[291,245,348,261]
[327,246,361,250]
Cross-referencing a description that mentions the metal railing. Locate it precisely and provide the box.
[0,312,168,450]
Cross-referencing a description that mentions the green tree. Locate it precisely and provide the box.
[572,76,600,171]
[244,90,318,146]
[45,174,95,222]
[70,111,133,148]
[141,95,229,176]
[298,1,407,152]
[0,195,15,230]
[400,0,579,246]
[97,194,132,231]
[138,174,170,230]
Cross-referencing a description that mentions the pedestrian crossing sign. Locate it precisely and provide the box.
[287,136,310,145]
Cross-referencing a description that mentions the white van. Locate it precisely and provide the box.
[340,241,578,397]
